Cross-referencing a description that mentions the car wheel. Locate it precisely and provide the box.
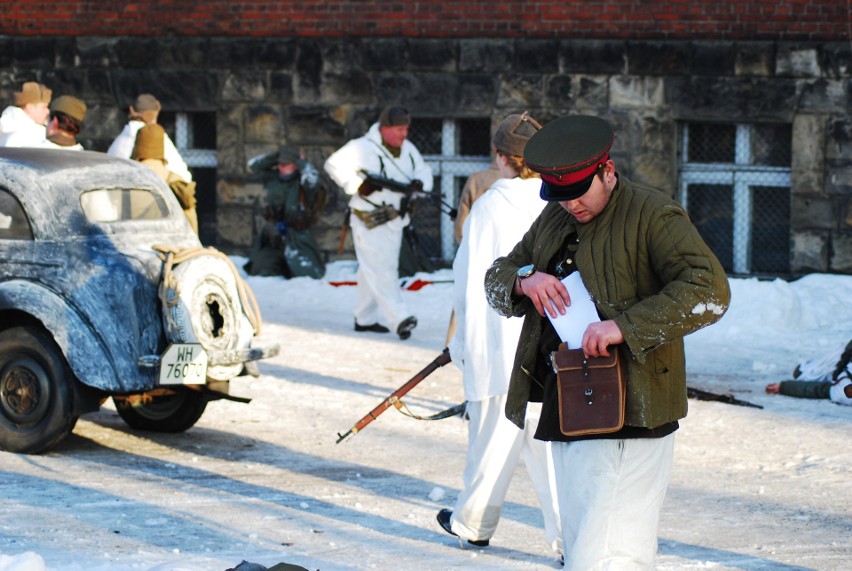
[163,254,254,381]
[112,390,207,432]
[0,326,78,454]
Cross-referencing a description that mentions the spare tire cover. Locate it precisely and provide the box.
[164,255,254,381]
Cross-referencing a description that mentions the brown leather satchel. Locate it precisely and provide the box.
[550,342,627,436]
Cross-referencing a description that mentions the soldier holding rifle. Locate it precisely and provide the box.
[324,105,433,340]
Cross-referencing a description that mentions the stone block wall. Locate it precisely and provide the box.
[0,33,850,273]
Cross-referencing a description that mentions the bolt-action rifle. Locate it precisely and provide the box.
[336,348,459,443]
[687,386,763,409]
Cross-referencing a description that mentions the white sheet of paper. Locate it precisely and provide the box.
[547,271,600,349]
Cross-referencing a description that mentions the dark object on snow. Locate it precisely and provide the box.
[0,148,279,454]
[336,348,453,443]
[267,564,310,571]
[226,561,310,571]
[687,386,763,409]
[225,560,308,571]
[227,561,269,571]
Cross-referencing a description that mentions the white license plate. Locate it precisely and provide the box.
[159,343,208,385]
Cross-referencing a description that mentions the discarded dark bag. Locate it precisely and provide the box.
[550,342,627,436]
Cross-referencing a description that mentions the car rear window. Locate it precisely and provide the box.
[0,188,33,240]
[81,188,170,223]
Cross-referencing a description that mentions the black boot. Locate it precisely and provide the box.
[397,316,417,340]
[436,509,489,547]
[354,320,390,333]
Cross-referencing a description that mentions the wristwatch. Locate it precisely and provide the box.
[516,264,536,279]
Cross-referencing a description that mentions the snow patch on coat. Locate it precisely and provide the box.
[691,301,726,316]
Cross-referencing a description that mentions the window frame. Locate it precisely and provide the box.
[679,123,791,275]
[423,119,492,261]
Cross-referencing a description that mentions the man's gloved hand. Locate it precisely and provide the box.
[358,179,381,196]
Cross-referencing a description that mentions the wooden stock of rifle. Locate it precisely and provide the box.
[337,208,350,254]
[336,348,452,444]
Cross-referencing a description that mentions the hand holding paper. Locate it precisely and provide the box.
[547,272,600,349]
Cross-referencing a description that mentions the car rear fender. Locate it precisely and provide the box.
[0,279,126,391]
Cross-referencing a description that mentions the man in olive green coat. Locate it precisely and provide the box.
[246,146,326,278]
[484,115,730,569]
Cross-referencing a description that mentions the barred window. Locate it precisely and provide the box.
[408,118,493,265]
[159,111,218,246]
[678,122,792,275]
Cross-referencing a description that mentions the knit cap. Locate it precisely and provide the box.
[379,106,411,127]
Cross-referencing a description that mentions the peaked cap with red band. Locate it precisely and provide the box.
[523,115,614,201]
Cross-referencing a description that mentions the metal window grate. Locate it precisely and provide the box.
[159,111,218,245]
[679,122,792,275]
[407,118,493,265]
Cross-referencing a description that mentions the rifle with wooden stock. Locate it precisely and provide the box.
[336,348,459,443]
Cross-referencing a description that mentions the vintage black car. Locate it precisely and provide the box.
[0,148,278,453]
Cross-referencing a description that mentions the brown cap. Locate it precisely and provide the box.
[15,82,52,107]
[379,105,411,127]
[50,95,87,124]
[132,123,166,162]
[524,115,614,201]
[132,94,161,113]
[129,94,161,123]
[492,112,542,157]
[278,145,300,164]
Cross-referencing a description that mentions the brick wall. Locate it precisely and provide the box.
[1,0,849,40]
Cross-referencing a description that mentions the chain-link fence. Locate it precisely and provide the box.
[678,122,792,276]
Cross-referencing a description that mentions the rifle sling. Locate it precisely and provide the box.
[392,399,466,421]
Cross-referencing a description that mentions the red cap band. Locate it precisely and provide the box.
[539,155,608,188]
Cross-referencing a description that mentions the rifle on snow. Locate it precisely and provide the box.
[687,386,763,409]
[336,348,462,443]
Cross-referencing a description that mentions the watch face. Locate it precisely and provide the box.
[517,264,535,278]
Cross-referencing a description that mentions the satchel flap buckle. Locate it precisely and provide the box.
[584,387,594,404]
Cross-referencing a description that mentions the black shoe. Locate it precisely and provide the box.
[397,316,417,340]
[354,321,390,333]
[436,509,489,547]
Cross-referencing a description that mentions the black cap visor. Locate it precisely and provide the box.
[539,171,596,201]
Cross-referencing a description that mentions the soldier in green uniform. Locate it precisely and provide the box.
[245,145,327,279]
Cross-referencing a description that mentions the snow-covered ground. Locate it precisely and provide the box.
[1,260,850,571]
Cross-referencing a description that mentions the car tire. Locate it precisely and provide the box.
[112,390,207,433]
[0,326,78,454]
[164,254,254,381]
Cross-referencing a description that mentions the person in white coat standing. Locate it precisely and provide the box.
[0,82,52,147]
[439,112,562,556]
[324,105,433,340]
[107,93,193,183]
